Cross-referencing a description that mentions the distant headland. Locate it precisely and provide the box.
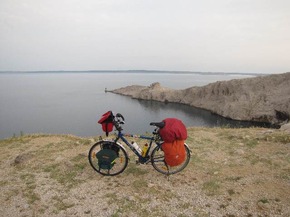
[110,72,290,126]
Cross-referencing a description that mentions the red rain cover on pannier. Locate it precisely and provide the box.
[162,140,186,166]
[98,111,114,136]
[158,118,187,143]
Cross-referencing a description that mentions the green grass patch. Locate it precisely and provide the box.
[132,179,148,189]
[258,198,269,204]
[20,173,40,204]
[124,163,148,176]
[0,180,8,187]
[259,133,290,144]
[279,168,290,180]
[227,189,235,196]
[5,189,19,201]
[225,176,243,182]
[43,160,85,188]
[245,138,258,148]
[202,179,221,196]
[52,195,75,214]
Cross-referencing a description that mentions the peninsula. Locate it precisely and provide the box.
[110,72,290,126]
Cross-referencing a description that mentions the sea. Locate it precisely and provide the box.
[0,71,264,139]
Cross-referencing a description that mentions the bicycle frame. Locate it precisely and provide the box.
[113,130,160,163]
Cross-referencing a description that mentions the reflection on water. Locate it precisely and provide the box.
[136,99,271,129]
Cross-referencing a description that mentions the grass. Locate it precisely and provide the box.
[20,173,40,204]
[0,180,8,187]
[279,168,290,180]
[227,189,235,196]
[105,192,151,217]
[124,162,149,176]
[245,138,259,148]
[258,198,269,204]
[132,179,148,189]
[259,133,290,144]
[202,179,221,196]
[42,159,86,188]
[1,128,290,216]
[225,176,243,182]
[5,189,19,201]
[52,195,75,213]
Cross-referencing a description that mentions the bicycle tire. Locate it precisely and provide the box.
[150,143,191,175]
[88,141,129,176]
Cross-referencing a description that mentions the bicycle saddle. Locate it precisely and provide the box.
[150,121,165,128]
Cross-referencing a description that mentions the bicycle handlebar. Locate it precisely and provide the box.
[150,121,165,128]
[116,113,125,121]
[112,112,164,134]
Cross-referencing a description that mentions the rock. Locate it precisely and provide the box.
[55,156,64,162]
[280,123,290,133]
[13,152,34,165]
[111,72,290,125]
[235,149,245,155]
[84,210,91,214]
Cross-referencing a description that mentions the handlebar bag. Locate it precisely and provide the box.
[158,118,187,143]
[98,111,114,136]
[162,140,186,166]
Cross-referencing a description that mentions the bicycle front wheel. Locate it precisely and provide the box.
[150,143,191,175]
[88,140,128,176]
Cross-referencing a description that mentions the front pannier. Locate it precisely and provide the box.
[98,111,114,136]
[96,142,120,170]
[96,149,117,170]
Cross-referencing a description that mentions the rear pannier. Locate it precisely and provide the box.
[158,118,187,167]
[162,140,186,167]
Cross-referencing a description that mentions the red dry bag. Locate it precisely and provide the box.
[158,118,187,143]
[98,111,114,136]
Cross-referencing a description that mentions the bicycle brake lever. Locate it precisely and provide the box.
[116,113,125,121]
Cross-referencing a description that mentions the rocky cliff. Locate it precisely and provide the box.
[111,72,290,125]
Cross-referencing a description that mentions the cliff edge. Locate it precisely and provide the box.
[111,72,290,125]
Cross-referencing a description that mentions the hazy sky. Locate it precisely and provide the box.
[0,0,289,73]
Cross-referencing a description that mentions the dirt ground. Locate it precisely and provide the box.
[0,127,289,217]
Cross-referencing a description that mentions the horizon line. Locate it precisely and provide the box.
[0,69,271,76]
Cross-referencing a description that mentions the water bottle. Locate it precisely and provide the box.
[141,143,149,157]
[131,142,141,154]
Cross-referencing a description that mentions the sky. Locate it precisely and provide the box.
[0,0,290,73]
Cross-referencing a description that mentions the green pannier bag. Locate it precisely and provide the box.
[96,149,117,170]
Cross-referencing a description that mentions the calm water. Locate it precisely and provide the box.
[0,72,257,139]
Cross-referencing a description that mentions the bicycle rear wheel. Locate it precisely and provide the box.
[150,143,191,175]
[88,141,128,176]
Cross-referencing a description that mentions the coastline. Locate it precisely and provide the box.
[110,72,290,126]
